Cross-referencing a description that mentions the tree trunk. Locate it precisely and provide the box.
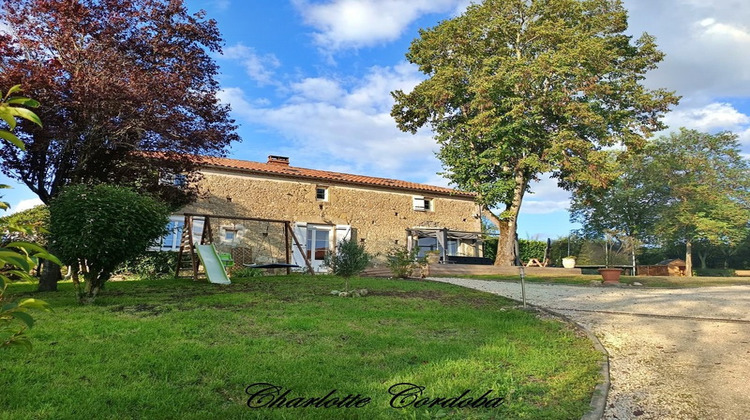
[38,259,61,292]
[490,170,527,266]
[495,218,516,266]
[685,239,693,277]
[697,251,708,269]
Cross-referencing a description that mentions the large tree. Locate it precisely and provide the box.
[570,150,668,269]
[0,0,238,205]
[571,129,750,276]
[0,0,239,290]
[647,129,750,276]
[391,0,678,265]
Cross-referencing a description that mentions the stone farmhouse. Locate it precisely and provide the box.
[157,155,484,272]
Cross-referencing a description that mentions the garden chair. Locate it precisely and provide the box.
[218,252,234,268]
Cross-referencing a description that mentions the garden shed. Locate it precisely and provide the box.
[637,259,686,276]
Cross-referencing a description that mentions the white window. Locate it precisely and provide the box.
[153,216,185,251]
[316,186,328,201]
[159,172,186,187]
[413,196,433,211]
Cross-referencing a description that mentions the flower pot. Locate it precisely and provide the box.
[562,257,576,269]
[598,268,622,284]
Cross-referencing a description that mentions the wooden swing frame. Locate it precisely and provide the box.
[175,213,314,280]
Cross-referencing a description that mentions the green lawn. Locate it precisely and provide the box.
[1,276,601,420]
[446,273,750,288]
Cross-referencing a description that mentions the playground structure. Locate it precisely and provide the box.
[175,213,314,282]
[195,244,231,284]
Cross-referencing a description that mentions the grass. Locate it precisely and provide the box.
[446,273,750,288]
[1,275,602,420]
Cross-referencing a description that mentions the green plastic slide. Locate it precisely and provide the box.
[195,244,231,285]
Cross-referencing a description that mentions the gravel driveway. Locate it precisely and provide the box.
[428,278,750,420]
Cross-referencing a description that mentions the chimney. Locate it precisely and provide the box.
[267,155,290,166]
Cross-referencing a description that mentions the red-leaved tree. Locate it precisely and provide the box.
[0,0,240,290]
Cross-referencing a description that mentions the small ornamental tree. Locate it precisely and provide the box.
[323,239,371,292]
[49,184,170,302]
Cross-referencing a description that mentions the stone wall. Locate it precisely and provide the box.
[180,169,482,256]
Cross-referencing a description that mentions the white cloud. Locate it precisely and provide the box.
[342,63,422,113]
[220,0,750,232]
[220,63,444,181]
[486,175,572,216]
[624,0,750,99]
[664,102,750,132]
[8,198,44,215]
[452,0,477,16]
[293,0,463,51]
[521,200,571,215]
[699,18,750,43]
[522,175,572,215]
[736,127,750,147]
[222,44,281,86]
[621,0,750,156]
[212,0,230,11]
[290,78,345,103]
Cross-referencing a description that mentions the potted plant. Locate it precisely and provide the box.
[562,256,576,269]
[425,250,441,265]
[598,232,622,284]
[598,267,622,283]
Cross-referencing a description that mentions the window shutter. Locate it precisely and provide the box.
[413,197,425,211]
[335,225,352,245]
[291,223,307,268]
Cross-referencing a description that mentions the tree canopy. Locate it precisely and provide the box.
[648,129,750,275]
[570,149,668,267]
[0,0,239,207]
[0,204,49,247]
[391,0,679,265]
[572,129,750,276]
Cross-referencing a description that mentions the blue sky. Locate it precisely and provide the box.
[3,0,750,240]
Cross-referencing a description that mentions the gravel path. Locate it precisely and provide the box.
[427,278,750,420]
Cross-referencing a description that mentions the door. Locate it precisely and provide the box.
[306,225,332,272]
[291,223,333,272]
[292,223,352,272]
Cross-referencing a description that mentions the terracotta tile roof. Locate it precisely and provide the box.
[199,155,476,198]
